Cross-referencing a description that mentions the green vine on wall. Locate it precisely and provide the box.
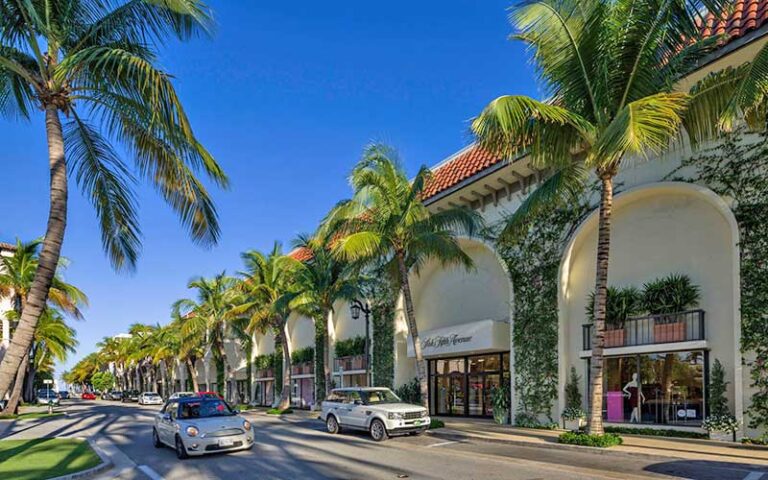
[671,131,768,435]
[365,271,397,389]
[494,190,593,421]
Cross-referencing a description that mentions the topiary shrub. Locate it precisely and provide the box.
[558,431,623,448]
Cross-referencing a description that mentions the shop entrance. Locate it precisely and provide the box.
[428,352,509,417]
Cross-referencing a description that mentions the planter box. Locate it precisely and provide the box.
[654,321,686,343]
[494,409,510,425]
[605,329,625,347]
[563,418,585,431]
[709,431,736,442]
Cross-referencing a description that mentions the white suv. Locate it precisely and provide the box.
[320,387,430,441]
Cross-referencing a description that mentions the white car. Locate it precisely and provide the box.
[153,396,254,458]
[168,391,196,401]
[139,392,164,405]
[320,387,430,441]
[36,389,60,406]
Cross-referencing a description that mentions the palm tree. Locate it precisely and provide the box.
[470,0,766,434]
[0,239,86,413]
[0,0,228,400]
[234,243,299,410]
[325,144,483,406]
[289,232,360,401]
[173,312,204,392]
[174,273,238,399]
[25,308,78,401]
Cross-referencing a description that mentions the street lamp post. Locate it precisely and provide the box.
[350,299,372,387]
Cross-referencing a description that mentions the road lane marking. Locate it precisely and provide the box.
[744,472,765,480]
[426,440,459,448]
[138,465,164,480]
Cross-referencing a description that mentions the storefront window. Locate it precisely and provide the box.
[429,352,509,417]
[598,350,705,426]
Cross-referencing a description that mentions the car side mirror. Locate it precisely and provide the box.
[233,409,240,414]
[353,400,363,406]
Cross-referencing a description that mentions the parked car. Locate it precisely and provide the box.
[81,392,96,400]
[139,392,164,406]
[320,387,429,442]
[168,392,196,401]
[121,390,140,402]
[36,389,60,406]
[103,390,122,401]
[153,396,254,459]
[58,391,70,400]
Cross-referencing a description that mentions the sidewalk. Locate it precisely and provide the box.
[431,417,768,467]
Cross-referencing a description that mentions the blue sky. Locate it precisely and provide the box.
[0,1,539,375]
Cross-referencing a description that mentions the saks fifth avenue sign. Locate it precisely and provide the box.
[407,319,510,358]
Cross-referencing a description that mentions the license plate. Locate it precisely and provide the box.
[414,420,422,426]
[219,438,234,447]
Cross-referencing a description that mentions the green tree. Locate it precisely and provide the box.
[708,359,729,417]
[471,0,765,434]
[174,273,238,399]
[288,232,360,401]
[325,144,483,406]
[0,0,227,401]
[91,371,115,393]
[233,243,299,410]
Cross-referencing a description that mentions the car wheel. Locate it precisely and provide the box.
[175,435,188,459]
[369,419,388,442]
[152,428,162,449]
[326,415,340,434]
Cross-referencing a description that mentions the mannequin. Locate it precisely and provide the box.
[623,373,645,423]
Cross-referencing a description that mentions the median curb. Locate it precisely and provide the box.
[48,438,112,480]
[426,428,768,468]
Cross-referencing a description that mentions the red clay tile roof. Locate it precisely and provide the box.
[288,247,313,262]
[699,0,768,44]
[0,242,16,252]
[422,145,503,200]
[423,5,768,203]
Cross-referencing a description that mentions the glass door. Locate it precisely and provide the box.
[468,375,483,416]
[483,374,501,417]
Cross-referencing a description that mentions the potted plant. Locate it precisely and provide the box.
[704,359,739,441]
[561,367,586,430]
[642,274,700,343]
[587,286,642,347]
[491,377,511,425]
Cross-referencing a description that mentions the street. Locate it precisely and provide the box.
[1,400,766,480]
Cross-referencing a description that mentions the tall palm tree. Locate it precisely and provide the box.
[174,273,238,399]
[25,308,78,401]
[174,312,204,392]
[0,0,228,400]
[470,0,766,434]
[289,232,360,401]
[233,243,299,410]
[0,239,86,413]
[325,144,483,406]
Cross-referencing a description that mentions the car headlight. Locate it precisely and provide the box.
[185,426,199,437]
[387,412,404,420]
[243,420,252,431]
[421,410,428,418]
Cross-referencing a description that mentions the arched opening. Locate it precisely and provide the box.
[286,313,315,409]
[394,239,514,418]
[558,182,741,428]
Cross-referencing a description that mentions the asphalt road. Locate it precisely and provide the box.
[1,400,766,480]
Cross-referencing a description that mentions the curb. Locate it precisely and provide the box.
[48,438,112,480]
[427,428,768,468]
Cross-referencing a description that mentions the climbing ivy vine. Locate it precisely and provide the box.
[671,131,768,436]
[494,193,593,421]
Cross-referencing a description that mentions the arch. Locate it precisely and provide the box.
[393,237,516,421]
[286,312,314,354]
[557,182,742,425]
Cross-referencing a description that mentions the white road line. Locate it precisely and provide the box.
[138,464,164,480]
[426,440,459,448]
[743,472,765,480]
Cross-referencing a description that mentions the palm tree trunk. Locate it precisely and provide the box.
[587,173,615,435]
[277,321,292,410]
[325,310,332,395]
[396,253,428,408]
[0,105,68,399]
[186,358,200,392]
[313,314,327,402]
[5,352,29,415]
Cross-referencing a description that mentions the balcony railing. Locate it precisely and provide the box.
[255,368,274,379]
[291,361,314,376]
[583,309,705,350]
[334,354,368,372]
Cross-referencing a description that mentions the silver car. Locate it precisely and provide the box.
[138,392,164,406]
[153,396,254,459]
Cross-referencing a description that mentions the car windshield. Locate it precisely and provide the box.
[145,393,160,398]
[179,399,234,419]
[361,389,401,405]
[37,390,54,397]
